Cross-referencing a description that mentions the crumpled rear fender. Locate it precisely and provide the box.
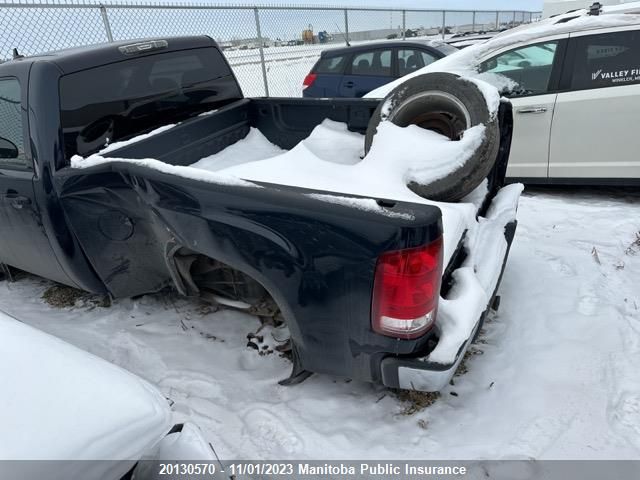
[58,164,442,381]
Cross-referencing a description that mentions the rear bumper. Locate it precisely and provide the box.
[379,298,487,391]
[378,219,518,392]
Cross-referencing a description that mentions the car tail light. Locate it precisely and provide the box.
[302,73,317,89]
[372,237,443,340]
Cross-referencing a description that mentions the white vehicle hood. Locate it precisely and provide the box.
[0,312,172,460]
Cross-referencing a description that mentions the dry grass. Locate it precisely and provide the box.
[396,389,440,416]
[42,284,110,309]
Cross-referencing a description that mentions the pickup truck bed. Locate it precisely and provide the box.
[0,36,519,391]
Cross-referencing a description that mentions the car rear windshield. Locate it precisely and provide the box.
[60,47,234,160]
[314,54,347,74]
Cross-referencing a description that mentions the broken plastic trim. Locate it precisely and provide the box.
[279,342,313,386]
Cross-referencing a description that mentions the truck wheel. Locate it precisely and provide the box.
[364,72,500,202]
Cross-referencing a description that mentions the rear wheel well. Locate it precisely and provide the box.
[167,246,283,320]
[165,246,314,385]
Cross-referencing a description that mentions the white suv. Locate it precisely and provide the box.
[370,2,640,184]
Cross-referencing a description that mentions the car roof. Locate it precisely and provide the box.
[320,39,449,57]
[495,4,640,41]
[453,6,640,60]
[0,36,216,74]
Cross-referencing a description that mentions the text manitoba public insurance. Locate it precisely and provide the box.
[298,464,468,476]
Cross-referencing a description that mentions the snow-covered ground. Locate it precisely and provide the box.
[2,186,640,459]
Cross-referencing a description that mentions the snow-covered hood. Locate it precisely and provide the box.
[0,312,172,460]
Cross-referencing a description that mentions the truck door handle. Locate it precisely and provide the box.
[8,195,32,209]
[517,107,547,114]
[344,81,354,88]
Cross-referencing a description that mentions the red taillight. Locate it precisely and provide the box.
[303,73,317,89]
[372,237,443,340]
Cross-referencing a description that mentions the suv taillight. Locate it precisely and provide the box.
[372,237,443,340]
[303,73,317,89]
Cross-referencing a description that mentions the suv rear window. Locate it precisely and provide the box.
[570,30,640,90]
[60,47,235,160]
[315,55,347,74]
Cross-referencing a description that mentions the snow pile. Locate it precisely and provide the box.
[99,124,176,155]
[461,179,489,211]
[217,121,486,193]
[378,76,503,122]
[191,127,285,171]
[306,193,415,220]
[430,184,522,364]
[0,311,171,461]
[296,119,365,165]
[71,154,256,188]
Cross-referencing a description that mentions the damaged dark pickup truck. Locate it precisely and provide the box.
[0,36,520,392]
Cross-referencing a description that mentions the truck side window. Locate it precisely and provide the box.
[570,30,640,91]
[0,78,26,167]
[478,41,559,96]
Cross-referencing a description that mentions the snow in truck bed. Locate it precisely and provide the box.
[71,100,521,365]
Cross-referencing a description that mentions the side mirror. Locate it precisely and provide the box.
[0,137,19,159]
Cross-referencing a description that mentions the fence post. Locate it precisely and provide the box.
[344,9,350,46]
[472,11,476,33]
[441,10,446,39]
[99,4,114,42]
[253,7,269,97]
[495,11,500,30]
[402,10,406,40]
[512,11,517,26]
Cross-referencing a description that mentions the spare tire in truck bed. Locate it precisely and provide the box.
[364,72,500,202]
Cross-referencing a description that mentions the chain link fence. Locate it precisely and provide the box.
[0,1,542,97]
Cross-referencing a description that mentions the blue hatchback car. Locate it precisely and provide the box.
[302,40,458,98]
